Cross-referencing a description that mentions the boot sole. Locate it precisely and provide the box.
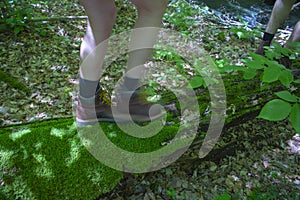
[76,111,165,127]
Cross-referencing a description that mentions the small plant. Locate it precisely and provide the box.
[230,26,260,40]
[154,48,218,89]
[237,42,300,133]
[248,187,300,200]
[229,18,261,40]
[258,90,300,132]
[166,188,177,199]
[164,0,211,35]
[0,0,34,34]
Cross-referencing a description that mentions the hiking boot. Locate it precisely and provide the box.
[76,89,114,127]
[255,40,271,55]
[76,89,164,126]
[114,90,164,122]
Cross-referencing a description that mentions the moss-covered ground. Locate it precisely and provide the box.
[0,118,121,199]
[0,117,182,199]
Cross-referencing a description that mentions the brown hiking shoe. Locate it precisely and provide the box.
[113,90,165,122]
[76,91,115,127]
[76,89,164,126]
[255,40,271,55]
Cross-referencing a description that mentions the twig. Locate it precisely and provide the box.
[292,2,300,10]
[29,16,88,22]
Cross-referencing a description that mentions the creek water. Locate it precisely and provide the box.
[192,0,300,28]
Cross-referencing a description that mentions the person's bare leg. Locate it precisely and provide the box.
[256,0,296,55]
[285,20,300,48]
[265,0,296,34]
[277,20,300,68]
[122,0,168,90]
[76,0,117,126]
[114,0,169,122]
[79,0,117,83]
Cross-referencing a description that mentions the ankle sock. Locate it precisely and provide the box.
[262,32,275,41]
[122,76,139,91]
[79,77,100,98]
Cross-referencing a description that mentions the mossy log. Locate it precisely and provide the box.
[158,71,296,166]
[0,70,31,94]
[161,72,285,128]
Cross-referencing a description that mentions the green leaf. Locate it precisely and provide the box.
[14,26,24,34]
[249,52,268,65]
[145,87,156,96]
[290,104,300,133]
[226,65,246,71]
[236,31,244,39]
[243,68,257,80]
[265,59,286,70]
[246,60,265,69]
[218,65,246,73]
[39,29,47,37]
[294,79,300,84]
[258,99,291,121]
[274,43,292,57]
[275,91,298,103]
[279,69,294,87]
[262,66,281,83]
[189,76,204,88]
[287,42,300,50]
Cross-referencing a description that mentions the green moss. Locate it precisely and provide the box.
[100,122,179,153]
[0,117,184,199]
[0,119,122,200]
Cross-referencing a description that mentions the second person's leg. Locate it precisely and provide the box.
[122,0,169,90]
[285,20,300,48]
[115,0,169,122]
[255,0,296,55]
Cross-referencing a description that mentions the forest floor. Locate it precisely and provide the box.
[0,1,293,127]
[100,118,299,199]
[0,0,299,199]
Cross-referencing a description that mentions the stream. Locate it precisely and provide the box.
[192,0,300,29]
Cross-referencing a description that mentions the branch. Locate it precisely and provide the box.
[292,2,300,10]
[29,16,88,22]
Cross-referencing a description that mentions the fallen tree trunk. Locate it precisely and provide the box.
[158,71,297,166]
